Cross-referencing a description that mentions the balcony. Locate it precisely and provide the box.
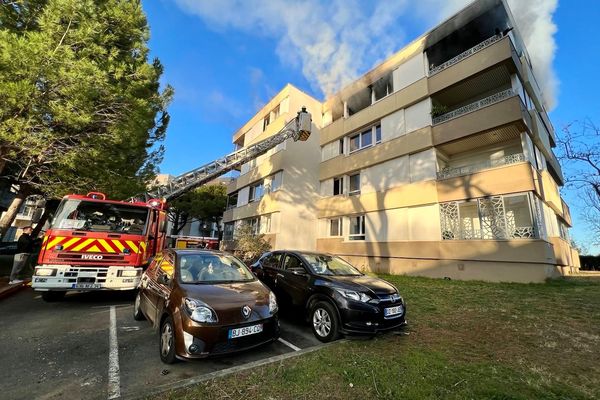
[437,153,526,179]
[429,34,503,76]
[433,88,514,125]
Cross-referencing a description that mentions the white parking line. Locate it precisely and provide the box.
[277,337,301,351]
[108,306,121,399]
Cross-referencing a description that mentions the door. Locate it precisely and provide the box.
[139,255,161,322]
[145,253,174,326]
[277,254,311,308]
[259,252,283,291]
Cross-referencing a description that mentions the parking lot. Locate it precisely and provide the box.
[0,288,325,400]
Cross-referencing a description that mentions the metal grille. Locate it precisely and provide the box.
[429,34,503,76]
[432,89,514,125]
[440,202,460,240]
[437,153,526,179]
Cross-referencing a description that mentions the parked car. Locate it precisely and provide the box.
[0,241,18,256]
[251,251,406,342]
[134,249,280,363]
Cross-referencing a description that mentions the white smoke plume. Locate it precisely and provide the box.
[174,0,559,108]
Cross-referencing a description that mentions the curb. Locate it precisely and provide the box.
[0,280,31,301]
[126,340,342,400]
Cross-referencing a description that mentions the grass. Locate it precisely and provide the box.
[153,276,600,400]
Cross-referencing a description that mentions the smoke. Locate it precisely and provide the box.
[419,0,559,109]
[174,0,559,108]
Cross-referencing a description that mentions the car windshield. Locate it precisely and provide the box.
[178,253,255,283]
[52,199,149,234]
[301,254,363,276]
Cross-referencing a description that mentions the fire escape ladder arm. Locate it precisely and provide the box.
[149,108,311,202]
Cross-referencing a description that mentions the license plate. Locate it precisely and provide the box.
[384,305,404,317]
[229,324,263,339]
[72,283,102,289]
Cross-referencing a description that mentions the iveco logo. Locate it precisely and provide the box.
[81,254,103,260]
[242,305,251,319]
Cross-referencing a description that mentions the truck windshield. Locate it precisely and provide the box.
[52,199,149,235]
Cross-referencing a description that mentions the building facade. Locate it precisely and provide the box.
[223,0,579,282]
[222,84,323,251]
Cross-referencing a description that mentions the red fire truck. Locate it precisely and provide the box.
[32,109,312,301]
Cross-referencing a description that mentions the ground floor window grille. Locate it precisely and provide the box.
[440,193,537,240]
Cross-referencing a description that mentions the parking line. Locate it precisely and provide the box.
[108,306,121,399]
[277,337,301,351]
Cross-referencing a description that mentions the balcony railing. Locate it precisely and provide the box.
[429,34,503,76]
[432,88,514,125]
[437,153,526,180]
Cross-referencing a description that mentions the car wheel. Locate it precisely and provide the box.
[41,291,66,302]
[159,315,177,364]
[310,301,339,343]
[133,291,146,321]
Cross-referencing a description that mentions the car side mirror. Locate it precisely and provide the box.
[159,220,167,233]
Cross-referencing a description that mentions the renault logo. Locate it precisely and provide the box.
[242,305,251,319]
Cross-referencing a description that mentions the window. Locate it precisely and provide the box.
[349,215,366,240]
[348,124,381,153]
[329,218,342,236]
[283,254,305,272]
[248,182,264,202]
[224,222,235,240]
[339,138,344,155]
[349,173,360,196]
[246,217,260,235]
[263,104,281,131]
[263,113,271,131]
[262,214,272,233]
[333,176,344,196]
[262,253,282,269]
[271,171,283,192]
[227,192,238,210]
[373,72,393,102]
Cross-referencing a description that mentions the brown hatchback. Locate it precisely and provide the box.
[134,249,280,363]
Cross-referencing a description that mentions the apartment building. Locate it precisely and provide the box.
[223,0,579,282]
[315,0,577,282]
[222,84,322,251]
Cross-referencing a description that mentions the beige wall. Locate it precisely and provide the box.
[436,162,536,202]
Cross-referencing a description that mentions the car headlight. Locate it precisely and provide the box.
[336,289,371,303]
[36,268,56,277]
[184,298,218,323]
[269,291,278,314]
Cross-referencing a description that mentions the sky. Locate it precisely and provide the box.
[141,0,600,252]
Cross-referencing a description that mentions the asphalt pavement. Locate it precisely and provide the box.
[0,288,323,400]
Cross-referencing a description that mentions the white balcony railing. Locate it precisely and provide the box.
[429,34,503,76]
[437,153,526,180]
[432,88,514,125]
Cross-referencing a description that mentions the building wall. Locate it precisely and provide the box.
[221,0,580,281]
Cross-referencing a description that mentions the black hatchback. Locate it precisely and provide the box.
[251,251,407,342]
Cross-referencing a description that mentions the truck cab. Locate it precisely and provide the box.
[32,192,167,301]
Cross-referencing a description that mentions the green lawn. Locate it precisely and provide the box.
[155,276,600,400]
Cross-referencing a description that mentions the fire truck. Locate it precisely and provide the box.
[32,109,312,301]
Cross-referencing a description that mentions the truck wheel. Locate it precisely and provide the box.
[41,291,66,302]
[133,291,146,321]
[310,301,340,343]
[160,315,177,364]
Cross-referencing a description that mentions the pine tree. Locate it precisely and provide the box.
[0,0,173,236]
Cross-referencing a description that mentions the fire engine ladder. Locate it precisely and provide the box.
[151,108,312,202]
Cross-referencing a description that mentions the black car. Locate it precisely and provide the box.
[251,251,406,342]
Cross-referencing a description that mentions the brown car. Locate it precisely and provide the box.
[133,249,280,363]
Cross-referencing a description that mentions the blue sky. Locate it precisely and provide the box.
[142,0,599,252]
